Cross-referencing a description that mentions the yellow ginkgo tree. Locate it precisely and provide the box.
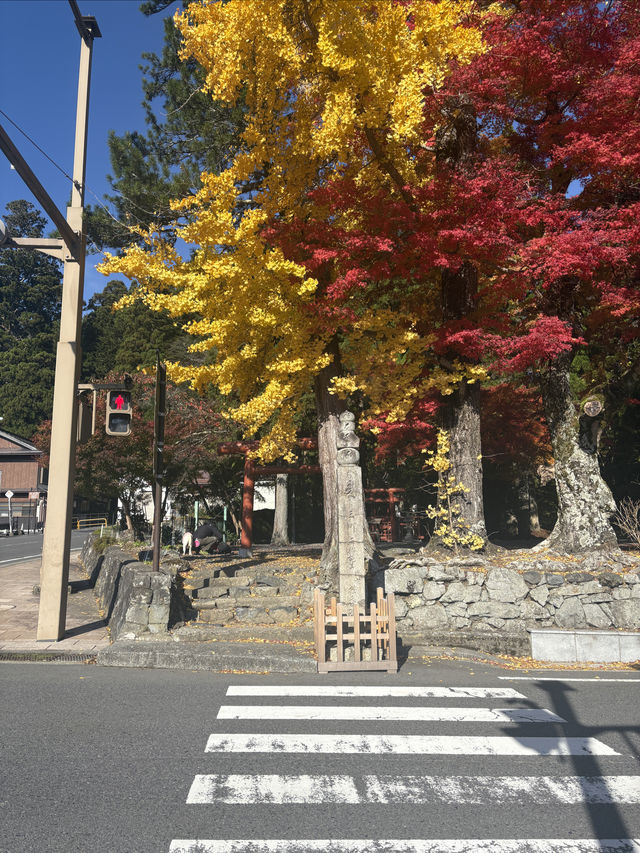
[100,0,486,572]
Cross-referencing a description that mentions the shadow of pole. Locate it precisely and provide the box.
[538,680,631,842]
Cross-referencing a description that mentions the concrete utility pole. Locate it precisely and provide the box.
[38,6,101,641]
[0,4,101,641]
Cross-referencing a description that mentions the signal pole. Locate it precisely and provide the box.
[152,355,167,573]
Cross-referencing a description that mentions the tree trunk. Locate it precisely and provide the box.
[528,494,542,538]
[433,99,488,547]
[536,356,617,551]
[438,379,487,542]
[229,507,241,538]
[271,473,289,546]
[514,471,534,539]
[121,496,134,533]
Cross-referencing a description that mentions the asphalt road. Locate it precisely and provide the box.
[1,661,639,853]
[0,529,89,566]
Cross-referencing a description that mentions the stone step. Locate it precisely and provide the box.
[233,566,307,578]
[193,594,301,611]
[197,605,279,626]
[195,581,303,600]
[195,599,307,626]
[185,576,254,591]
[197,607,238,625]
[187,573,304,590]
[195,583,261,599]
[172,623,315,643]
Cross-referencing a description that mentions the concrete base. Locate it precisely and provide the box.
[400,630,529,658]
[530,628,640,663]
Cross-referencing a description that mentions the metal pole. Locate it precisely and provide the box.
[152,355,166,572]
[37,16,100,641]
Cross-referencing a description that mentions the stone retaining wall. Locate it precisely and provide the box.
[80,535,188,640]
[374,550,640,650]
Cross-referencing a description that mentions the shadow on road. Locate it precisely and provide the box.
[505,679,639,842]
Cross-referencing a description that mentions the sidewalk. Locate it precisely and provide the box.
[0,553,110,656]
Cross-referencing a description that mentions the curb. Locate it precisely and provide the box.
[96,639,317,673]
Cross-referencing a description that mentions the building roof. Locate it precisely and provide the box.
[0,429,42,456]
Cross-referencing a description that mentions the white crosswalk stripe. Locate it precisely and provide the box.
[226,685,527,698]
[217,704,564,722]
[186,773,640,805]
[170,682,635,851]
[169,841,640,853]
[499,677,640,683]
[204,733,619,756]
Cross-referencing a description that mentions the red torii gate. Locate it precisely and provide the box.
[218,439,319,557]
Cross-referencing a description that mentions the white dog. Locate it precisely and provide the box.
[182,531,193,556]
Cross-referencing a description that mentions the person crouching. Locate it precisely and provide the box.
[193,521,223,554]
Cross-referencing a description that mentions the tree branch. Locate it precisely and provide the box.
[364,126,417,214]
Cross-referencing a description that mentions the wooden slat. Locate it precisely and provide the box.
[353,603,360,663]
[388,591,397,664]
[336,602,344,663]
[331,633,387,642]
[370,602,377,663]
[377,587,387,654]
[313,589,319,651]
[325,615,378,625]
[317,590,326,666]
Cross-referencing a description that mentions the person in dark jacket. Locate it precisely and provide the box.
[193,521,223,554]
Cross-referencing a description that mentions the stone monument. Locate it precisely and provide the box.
[336,410,366,605]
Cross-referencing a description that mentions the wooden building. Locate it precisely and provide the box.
[0,429,46,532]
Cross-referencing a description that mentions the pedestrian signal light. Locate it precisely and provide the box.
[105,390,132,436]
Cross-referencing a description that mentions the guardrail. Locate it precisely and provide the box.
[72,517,108,530]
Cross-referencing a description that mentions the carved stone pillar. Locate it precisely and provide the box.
[336,411,366,605]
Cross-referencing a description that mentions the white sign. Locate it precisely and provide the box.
[5,490,14,499]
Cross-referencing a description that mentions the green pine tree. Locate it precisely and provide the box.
[0,200,61,438]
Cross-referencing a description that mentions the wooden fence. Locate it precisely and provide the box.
[314,587,398,673]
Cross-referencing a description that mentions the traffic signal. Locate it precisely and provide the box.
[77,392,93,444]
[105,389,132,436]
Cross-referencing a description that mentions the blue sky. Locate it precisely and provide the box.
[0,0,179,301]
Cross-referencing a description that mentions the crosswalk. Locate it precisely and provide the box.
[169,683,640,852]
